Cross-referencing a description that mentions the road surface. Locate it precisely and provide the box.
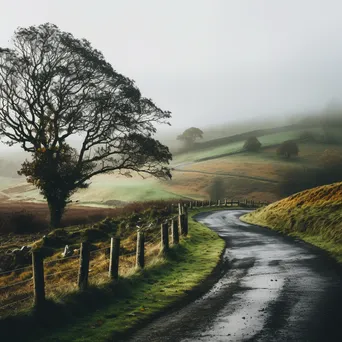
[125,210,342,342]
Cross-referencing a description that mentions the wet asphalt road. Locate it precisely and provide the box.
[125,210,342,342]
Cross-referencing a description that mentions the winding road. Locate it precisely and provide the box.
[125,210,342,342]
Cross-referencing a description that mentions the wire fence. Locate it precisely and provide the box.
[0,199,268,318]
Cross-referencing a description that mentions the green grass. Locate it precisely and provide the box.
[0,176,190,205]
[73,178,188,203]
[7,209,225,342]
[171,141,244,164]
[172,127,324,165]
[240,182,342,262]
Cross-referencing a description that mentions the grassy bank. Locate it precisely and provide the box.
[2,209,225,342]
[240,182,342,263]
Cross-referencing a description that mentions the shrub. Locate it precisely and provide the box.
[243,136,262,152]
[81,228,109,242]
[276,140,299,158]
[1,210,47,234]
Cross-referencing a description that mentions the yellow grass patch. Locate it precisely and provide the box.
[0,236,161,318]
[182,160,287,181]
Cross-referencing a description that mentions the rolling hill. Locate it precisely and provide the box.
[0,117,341,207]
[241,182,342,262]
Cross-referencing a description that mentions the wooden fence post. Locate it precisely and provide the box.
[171,218,179,244]
[224,199,227,206]
[78,242,90,291]
[161,223,169,252]
[218,199,221,206]
[178,203,183,215]
[136,231,145,269]
[179,213,186,236]
[32,251,45,310]
[109,237,120,280]
[184,205,189,236]
[195,201,198,207]
[189,201,192,210]
[231,199,233,207]
[237,200,240,206]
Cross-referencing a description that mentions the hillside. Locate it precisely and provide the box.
[0,118,341,207]
[241,182,342,262]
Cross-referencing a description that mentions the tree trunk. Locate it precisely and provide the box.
[48,199,66,229]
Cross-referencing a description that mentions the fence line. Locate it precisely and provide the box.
[0,296,33,311]
[44,268,78,279]
[0,265,32,277]
[0,198,268,317]
[44,254,79,265]
[0,278,33,291]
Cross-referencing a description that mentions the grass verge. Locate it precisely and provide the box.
[1,208,225,342]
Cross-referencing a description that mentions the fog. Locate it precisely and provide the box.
[0,0,342,149]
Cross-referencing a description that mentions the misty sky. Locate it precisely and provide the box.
[1,0,342,133]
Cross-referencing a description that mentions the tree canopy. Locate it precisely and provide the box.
[177,127,203,147]
[0,23,172,227]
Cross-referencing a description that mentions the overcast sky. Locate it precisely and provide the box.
[1,0,342,134]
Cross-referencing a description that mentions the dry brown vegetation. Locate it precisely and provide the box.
[0,200,183,236]
[182,160,288,181]
[0,235,162,318]
[0,199,181,318]
[164,171,279,203]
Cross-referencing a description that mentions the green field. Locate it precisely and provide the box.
[0,175,190,205]
[0,125,340,207]
[171,127,323,165]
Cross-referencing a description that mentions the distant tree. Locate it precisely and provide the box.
[177,127,203,147]
[0,23,172,228]
[276,140,299,159]
[207,177,225,201]
[243,136,262,152]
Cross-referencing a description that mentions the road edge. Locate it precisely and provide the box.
[113,211,229,341]
[239,213,342,271]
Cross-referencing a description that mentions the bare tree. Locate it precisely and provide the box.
[0,23,172,227]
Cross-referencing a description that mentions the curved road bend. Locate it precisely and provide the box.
[125,210,342,342]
